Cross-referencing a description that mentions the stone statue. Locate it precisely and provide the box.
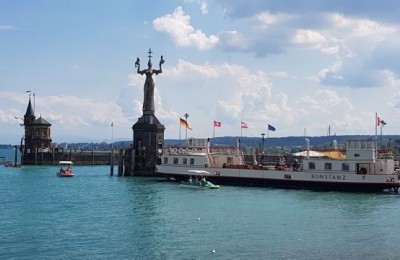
[135,49,165,112]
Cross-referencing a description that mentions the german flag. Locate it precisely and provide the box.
[180,118,192,130]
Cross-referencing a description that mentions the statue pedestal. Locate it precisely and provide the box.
[129,112,165,176]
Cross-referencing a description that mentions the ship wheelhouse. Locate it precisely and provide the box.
[302,139,394,175]
[160,138,242,168]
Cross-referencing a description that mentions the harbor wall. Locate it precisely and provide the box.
[22,148,119,166]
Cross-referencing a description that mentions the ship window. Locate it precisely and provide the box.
[173,158,179,164]
[227,157,233,164]
[308,162,315,169]
[163,157,168,164]
[183,158,187,165]
[325,163,332,170]
[190,158,195,165]
[354,153,360,157]
[342,163,350,171]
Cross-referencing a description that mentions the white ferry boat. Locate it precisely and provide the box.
[156,138,400,192]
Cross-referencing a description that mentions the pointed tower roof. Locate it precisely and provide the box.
[24,98,36,126]
[25,99,35,117]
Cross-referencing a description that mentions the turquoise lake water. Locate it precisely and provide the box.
[1,148,400,259]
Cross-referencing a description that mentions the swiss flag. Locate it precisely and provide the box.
[214,120,221,127]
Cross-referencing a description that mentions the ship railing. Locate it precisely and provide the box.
[377,149,393,159]
[164,147,206,155]
[377,153,394,160]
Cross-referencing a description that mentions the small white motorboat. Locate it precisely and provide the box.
[180,170,220,189]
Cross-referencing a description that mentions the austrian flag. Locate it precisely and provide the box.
[214,120,221,127]
[377,117,387,126]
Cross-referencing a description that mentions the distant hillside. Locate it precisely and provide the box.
[2,135,399,151]
[0,144,17,149]
[165,135,400,149]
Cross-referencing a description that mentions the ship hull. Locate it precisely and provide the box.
[157,165,400,192]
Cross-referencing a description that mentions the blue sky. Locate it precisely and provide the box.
[1,0,400,144]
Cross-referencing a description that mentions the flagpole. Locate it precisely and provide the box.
[375,112,378,139]
[185,113,189,141]
[261,133,265,154]
[179,121,181,140]
[213,121,215,139]
[110,121,114,176]
[375,112,378,159]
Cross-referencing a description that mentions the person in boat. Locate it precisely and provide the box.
[188,176,192,183]
[60,166,65,174]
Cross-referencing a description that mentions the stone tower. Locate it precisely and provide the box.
[23,98,52,155]
[129,49,165,176]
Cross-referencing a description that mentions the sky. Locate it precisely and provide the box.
[1,0,400,144]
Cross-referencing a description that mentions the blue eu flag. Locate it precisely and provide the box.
[268,124,276,131]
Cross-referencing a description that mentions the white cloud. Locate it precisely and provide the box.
[0,91,134,142]
[200,1,208,14]
[256,12,279,26]
[217,1,400,25]
[254,11,292,30]
[218,30,248,50]
[0,108,23,124]
[267,71,290,78]
[38,95,128,127]
[330,13,396,38]
[308,14,400,88]
[295,89,373,135]
[292,29,339,54]
[165,59,219,78]
[123,59,385,137]
[198,4,400,89]
[0,25,15,30]
[299,89,353,114]
[380,69,400,88]
[5,1,400,143]
[183,0,209,14]
[153,6,219,50]
[125,60,284,135]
